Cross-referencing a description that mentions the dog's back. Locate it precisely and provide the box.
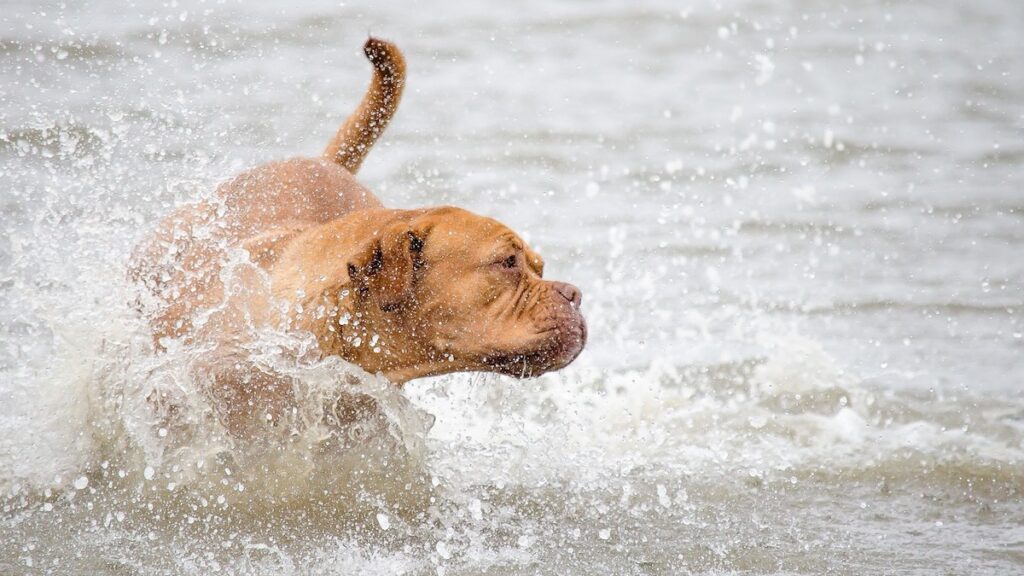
[129,38,406,344]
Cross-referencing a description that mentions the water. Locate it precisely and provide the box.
[2,0,1023,573]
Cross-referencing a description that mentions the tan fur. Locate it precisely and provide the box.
[322,38,405,173]
[130,38,585,436]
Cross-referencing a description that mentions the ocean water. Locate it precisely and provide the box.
[2,0,1023,574]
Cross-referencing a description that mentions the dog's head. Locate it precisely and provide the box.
[342,206,586,381]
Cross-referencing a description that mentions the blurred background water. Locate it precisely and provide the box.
[1,0,1023,574]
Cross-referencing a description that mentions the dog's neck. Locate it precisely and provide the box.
[280,279,459,384]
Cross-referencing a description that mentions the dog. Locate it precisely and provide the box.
[129,38,586,434]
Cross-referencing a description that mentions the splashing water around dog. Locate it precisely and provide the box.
[2,1,1023,574]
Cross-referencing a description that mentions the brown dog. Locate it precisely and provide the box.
[130,38,586,432]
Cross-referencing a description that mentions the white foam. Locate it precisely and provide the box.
[408,334,1024,491]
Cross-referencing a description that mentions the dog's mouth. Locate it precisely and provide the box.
[482,312,587,378]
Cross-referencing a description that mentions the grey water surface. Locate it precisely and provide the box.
[2,0,1023,574]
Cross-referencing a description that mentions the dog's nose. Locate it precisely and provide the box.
[552,281,582,307]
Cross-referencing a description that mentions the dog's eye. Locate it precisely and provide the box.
[502,254,517,269]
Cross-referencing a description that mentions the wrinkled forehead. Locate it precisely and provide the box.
[419,208,527,258]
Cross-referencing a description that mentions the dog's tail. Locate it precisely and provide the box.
[323,37,406,174]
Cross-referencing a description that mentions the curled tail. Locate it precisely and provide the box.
[323,37,406,174]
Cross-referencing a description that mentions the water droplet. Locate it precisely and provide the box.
[435,540,451,559]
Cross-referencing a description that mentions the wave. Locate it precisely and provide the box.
[5,293,1021,515]
[0,267,436,523]
[412,334,1024,497]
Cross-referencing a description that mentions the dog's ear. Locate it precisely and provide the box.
[347,222,421,311]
